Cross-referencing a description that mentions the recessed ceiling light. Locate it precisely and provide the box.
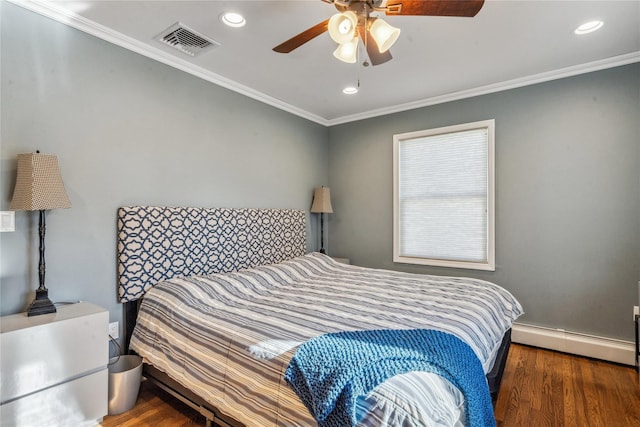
[574,20,603,35]
[221,12,246,28]
[342,86,358,95]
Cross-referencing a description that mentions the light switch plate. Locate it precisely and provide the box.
[0,211,15,232]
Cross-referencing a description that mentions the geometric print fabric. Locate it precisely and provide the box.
[117,206,307,302]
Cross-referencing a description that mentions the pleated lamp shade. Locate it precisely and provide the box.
[310,187,333,214]
[10,152,71,211]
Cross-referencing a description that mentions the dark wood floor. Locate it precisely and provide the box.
[101,344,640,427]
[493,344,639,427]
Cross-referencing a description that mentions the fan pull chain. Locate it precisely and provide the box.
[362,14,370,67]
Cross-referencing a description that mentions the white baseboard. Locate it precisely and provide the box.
[511,322,636,366]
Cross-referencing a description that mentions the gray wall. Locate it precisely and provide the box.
[327,63,640,341]
[0,3,328,338]
[2,2,638,346]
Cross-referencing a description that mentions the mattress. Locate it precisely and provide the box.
[130,253,523,426]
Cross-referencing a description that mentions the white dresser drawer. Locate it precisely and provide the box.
[1,302,108,403]
[0,302,108,425]
[0,368,107,427]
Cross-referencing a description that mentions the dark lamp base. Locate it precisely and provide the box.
[27,289,57,317]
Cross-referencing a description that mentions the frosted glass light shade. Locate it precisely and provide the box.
[333,37,359,63]
[328,11,358,44]
[369,18,400,53]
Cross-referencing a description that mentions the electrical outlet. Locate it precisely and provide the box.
[634,306,639,321]
[109,321,119,339]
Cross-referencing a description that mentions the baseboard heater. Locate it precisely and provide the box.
[512,322,634,365]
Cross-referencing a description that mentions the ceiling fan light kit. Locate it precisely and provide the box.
[328,10,358,43]
[369,18,401,53]
[273,0,485,66]
[329,9,400,63]
[333,37,359,63]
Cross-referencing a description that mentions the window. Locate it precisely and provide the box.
[393,120,495,271]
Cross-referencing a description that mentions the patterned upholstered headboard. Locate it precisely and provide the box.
[117,206,307,303]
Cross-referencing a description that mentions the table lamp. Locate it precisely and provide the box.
[10,151,71,316]
[310,186,333,254]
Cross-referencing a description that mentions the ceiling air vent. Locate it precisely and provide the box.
[155,22,220,57]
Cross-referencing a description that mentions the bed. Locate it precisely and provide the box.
[118,206,523,427]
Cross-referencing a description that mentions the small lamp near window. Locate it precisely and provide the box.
[310,186,333,254]
[10,151,72,316]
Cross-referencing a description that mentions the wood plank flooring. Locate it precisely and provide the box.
[101,344,640,427]
[493,344,639,426]
[101,380,203,427]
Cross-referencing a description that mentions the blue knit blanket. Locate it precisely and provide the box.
[285,329,495,427]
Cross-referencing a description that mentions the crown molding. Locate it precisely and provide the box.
[9,0,331,126]
[327,51,640,126]
[10,1,640,128]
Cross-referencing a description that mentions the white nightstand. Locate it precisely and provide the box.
[0,302,109,427]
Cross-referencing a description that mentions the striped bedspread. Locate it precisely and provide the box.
[130,253,523,427]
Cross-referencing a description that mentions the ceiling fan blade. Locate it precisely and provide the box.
[385,0,485,17]
[357,26,392,66]
[273,19,330,53]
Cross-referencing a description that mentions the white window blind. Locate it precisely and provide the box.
[393,120,495,271]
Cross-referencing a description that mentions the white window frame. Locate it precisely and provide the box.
[393,119,495,271]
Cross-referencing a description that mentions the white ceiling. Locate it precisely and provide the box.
[13,0,640,126]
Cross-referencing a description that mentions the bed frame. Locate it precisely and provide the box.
[118,205,511,426]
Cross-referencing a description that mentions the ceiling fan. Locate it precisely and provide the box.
[273,0,485,66]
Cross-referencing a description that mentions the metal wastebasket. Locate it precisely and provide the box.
[108,355,142,415]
